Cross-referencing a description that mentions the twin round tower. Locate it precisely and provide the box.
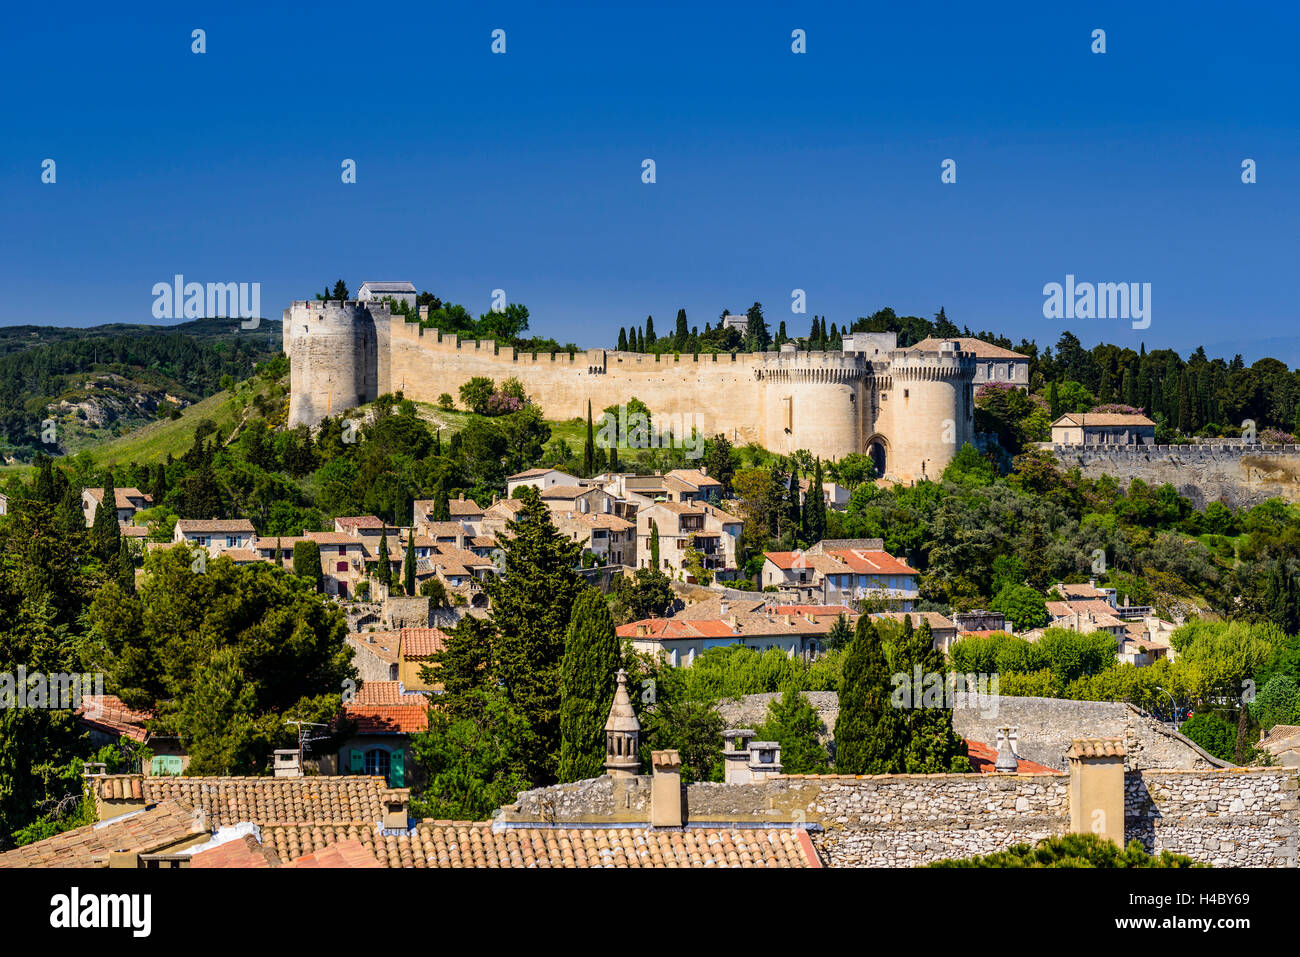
[284,298,977,483]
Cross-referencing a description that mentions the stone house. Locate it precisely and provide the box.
[172,518,256,555]
[762,539,918,609]
[82,486,153,527]
[1051,412,1156,446]
[636,501,743,580]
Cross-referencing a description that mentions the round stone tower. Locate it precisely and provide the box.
[284,300,379,428]
[880,341,976,483]
[757,352,868,461]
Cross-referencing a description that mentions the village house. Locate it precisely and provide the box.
[356,280,417,309]
[172,518,256,555]
[504,467,580,497]
[636,500,743,580]
[552,508,636,567]
[619,598,856,664]
[762,539,919,609]
[82,486,153,527]
[872,611,960,653]
[1050,412,1156,446]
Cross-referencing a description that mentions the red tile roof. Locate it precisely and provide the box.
[344,703,430,734]
[355,680,407,705]
[285,838,384,868]
[964,739,1058,775]
[75,694,152,742]
[189,834,279,868]
[401,627,451,660]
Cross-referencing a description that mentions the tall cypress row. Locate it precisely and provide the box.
[833,616,898,774]
[558,587,622,782]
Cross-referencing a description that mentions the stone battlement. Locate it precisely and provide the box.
[285,300,979,482]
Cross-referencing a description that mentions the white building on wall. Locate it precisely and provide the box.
[357,281,418,310]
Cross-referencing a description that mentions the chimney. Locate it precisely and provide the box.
[747,741,783,780]
[382,791,410,831]
[994,727,1018,772]
[273,748,303,779]
[603,670,640,778]
[722,729,754,784]
[719,599,729,616]
[650,750,683,827]
[1066,738,1126,848]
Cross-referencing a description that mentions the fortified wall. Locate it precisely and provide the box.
[497,764,1299,867]
[283,300,978,483]
[1050,443,1300,508]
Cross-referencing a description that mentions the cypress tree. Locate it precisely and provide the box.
[404,527,417,595]
[376,530,392,588]
[833,616,899,774]
[90,473,122,563]
[895,619,971,773]
[583,400,595,477]
[558,587,622,782]
[1048,381,1060,419]
[644,315,656,347]
[425,616,496,717]
[116,538,136,594]
[650,519,660,570]
[433,476,451,522]
[801,458,827,545]
[293,540,324,592]
[617,327,628,351]
[674,308,688,349]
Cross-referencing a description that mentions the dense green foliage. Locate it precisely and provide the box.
[930,833,1201,868]
[558,588,622,782]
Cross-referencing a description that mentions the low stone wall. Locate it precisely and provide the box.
[1125,769,1300,867]
[1048,444,1300,508]
[805,774,1069,867]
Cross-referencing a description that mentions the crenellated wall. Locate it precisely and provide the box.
[285,303,977,482]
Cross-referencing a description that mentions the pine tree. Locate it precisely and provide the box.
[484,486,584,783]
[376,530,392,588]
[558,588,622,782]
[833,617,899,774]
[404,527,417,596]
[826,613,852,650]
[425,616,496,717]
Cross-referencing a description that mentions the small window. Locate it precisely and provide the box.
[364,748,391,778]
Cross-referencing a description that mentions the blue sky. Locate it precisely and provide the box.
[3,1,1297,363]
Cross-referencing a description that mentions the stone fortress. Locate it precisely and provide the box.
[284,295,978,483]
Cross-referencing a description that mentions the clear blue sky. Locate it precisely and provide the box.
[3,1,1297,363]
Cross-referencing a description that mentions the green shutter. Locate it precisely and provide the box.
[151,756,181,776]
[389,749,404,787]
[349,748,363,773]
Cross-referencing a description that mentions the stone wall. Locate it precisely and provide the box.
[286,304,976,482]
[496,766,1299,866]
[1125,769,1299,866]
[1051,444,1300,508]
[719,692,1225,771]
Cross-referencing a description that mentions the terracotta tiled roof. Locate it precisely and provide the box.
[86,487,153,509]
[911,336,1027,361]
[0,800,201,868]
[260,822,817,868]
[189,833,279,868]
[75,694,152,742]
[91,775,393,827]
[355,680,406,705]
[448,498,484,517]
[1066,738,1126,759]
[348,632,401,664]
[344,703,430,734]
[401,627,450,660]
[1053,413,1156,428]
[176,518,256,534]
[334,515,384,530]
[285,837,384,868]
[964,739,1059,775]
